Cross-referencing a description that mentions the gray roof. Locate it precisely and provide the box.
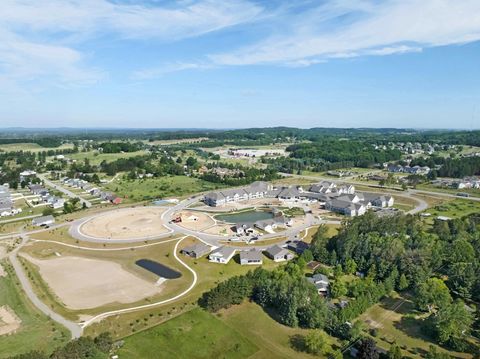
[240,249,263,262]
[265,244,290,257]
[182,243,211,256]
[32,215,55,225]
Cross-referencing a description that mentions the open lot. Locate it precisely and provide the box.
[80,207,169,240]
[104,176,224,202]
[0,143,74,153]
[20,254,163,310]
[118,308,258,359]
[359,293,472,358]
[428,199,480,219]
[0,260,68,358]
[175,210,216,231]
[0,305,21,336]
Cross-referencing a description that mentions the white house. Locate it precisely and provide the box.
[239,249,263,265]
[209,246,236,264]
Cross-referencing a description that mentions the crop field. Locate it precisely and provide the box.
[0,143,74,153]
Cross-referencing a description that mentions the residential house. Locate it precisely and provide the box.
[264,245,294,262]
[32,215,55,227]
[209,246,236,264]
[287,240,310,254]
[239,249,263,265]
[307,273,330,295]
[180,243,211,259]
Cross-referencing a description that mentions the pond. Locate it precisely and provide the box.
[135,259,182,279]
[215,210,274,223]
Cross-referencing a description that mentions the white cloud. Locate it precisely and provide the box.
[0,0,263,86]
[210,0,480,66]
[131,62,213,80]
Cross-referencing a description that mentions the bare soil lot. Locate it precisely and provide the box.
[80,207,169,240]
[0,305,21,336]
[176,210,216,231]
[21,254,162,310]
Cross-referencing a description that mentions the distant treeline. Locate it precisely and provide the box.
[99,141,144,153]
[411,156,480,178]
[0,137,63,148]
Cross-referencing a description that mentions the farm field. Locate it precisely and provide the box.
[0,260,69,358]
[117,307,258,359]
[0,143,73,153]
[68,150,148,165]
[104,176,225,202]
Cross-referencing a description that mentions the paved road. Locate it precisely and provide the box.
[38,173,92,208]
[8,235,83,338]
[0,213,42,225]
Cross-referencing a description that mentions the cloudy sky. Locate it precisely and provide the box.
[1,0,479,129]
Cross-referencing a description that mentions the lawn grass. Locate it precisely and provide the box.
[85,237,281,338]
[428,199,480,219]
[117,307,258,359]
[104,176,225,202]
[220,301,336,359]
[68,150,148,165]
[0,260,69,358]
[358,293,471,358]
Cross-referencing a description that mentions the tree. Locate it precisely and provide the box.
[42,207,55,216]
[397,273,409,291]
[433,300,473,345]
[344,259,357,274]
[425,345,451,359]
[414,278,451,313]
[388,343,402,359]
[330,280,347,298]
[186,156,197,167]
[304,330,330,355]
[357,338,379,359]
[94,332,113,353]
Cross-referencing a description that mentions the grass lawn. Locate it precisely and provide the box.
[68,150,148,165]
[219,301,336,359]
[417,184,480,198]
[117,308,258,359]
[0,260,69,358]
[358,293,471,358]
[104,176,225,202]
[428,199,480,219]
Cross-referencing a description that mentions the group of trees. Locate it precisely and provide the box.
[410,155,480,178]
[99,141,144,153]
[199,162,279,185]
[308,212,480,351]
[8,332,113,359]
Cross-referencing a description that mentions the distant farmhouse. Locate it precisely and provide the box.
[204,180,394,217]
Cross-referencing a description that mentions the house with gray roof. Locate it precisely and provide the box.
[209,246,236,264]
[264,245,294,262]
[240,249,263,265]
[204,181,271,207]
[307,273,330,295]
[181,243,211,259]
[32,215,55,227]
[325,199,366,217]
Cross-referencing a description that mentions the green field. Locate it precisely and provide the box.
[0,143,73,153]
[359,293,471,358]
[0,260,69,358]
[104,176,225,202]
[428,199,480,219]
[117,308,258,359]
[68,150,148,165]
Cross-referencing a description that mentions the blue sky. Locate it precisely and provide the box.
[1,0,479,129]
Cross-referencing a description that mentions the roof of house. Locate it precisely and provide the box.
[210,246,236,258]
[265,244,288,257]
[32,215,55,225]
[182,243,211,255]
[240,249,263,262]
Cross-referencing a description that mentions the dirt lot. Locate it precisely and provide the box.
[80,207,169,240]
[21,254,162,310]
[176,210,216,231]
[0,305,21,336]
